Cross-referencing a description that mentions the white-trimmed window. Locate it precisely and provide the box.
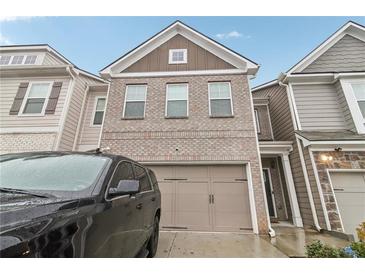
[92,97,106,126]
[169,49,187,64]
[254,109,261,133]
[0,55,11,65]
[208,82,233,117]
[11,55,24,65]
[351,83,365,119]
[0,55,38,65]
[166,83,188,118]
[123,85,147,118]
[20,83,51,115]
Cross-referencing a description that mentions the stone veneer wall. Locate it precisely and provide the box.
[312,151,365,231]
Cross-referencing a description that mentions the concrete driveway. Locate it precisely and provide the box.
[156,231,287,258]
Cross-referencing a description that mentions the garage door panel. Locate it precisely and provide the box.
[175,166,209,179]
[210,165,246,179]
[331,172,365,241]
[158,181,174,227]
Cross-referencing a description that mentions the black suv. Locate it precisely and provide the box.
[0,151,161,258]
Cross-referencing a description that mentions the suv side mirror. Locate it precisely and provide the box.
[108,180,139,197]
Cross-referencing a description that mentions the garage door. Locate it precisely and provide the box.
[330,172,365,241]
[147,165,252,232]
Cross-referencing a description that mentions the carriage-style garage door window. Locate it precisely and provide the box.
[208,82,233,117]
[123,85,147,118]
[166,83,188,118]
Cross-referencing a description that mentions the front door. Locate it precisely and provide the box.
[263,168,276,218]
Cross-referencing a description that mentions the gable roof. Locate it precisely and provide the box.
[0,44,108,83]
[100,20,259,77]
[288,21,365,74]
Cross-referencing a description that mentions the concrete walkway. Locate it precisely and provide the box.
[156,231,287,258]
[268,226,350,257]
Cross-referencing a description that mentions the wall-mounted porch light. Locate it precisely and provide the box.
[320,154,333,161]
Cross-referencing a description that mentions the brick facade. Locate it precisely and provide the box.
[101,73,269,233]
[312,150,365,231]
[0,132,57,154]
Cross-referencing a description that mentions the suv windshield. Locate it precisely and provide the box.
[0,153,110,192]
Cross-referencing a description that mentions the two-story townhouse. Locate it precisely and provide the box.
[253,21,365,240]
[0,45,109,154]
[98,21,285,235]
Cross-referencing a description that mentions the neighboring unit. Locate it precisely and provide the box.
[253,21,365,240]
[0,45,109,154]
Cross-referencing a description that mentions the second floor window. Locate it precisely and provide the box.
[254,109,261,133]
[123,85,147,118]
[93,97,106,125]
[208,82,233,117]
[166,83,188,118]
[21,83,50,115]
[352,83,365,119]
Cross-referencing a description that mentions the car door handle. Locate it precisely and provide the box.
[136,203,143,210]
[151,197,156,201]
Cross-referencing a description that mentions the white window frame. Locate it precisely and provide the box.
[340,78,365,134]
[168,49,187,64]
[208,82,234,117]
[18,81,53,117]
[254,109,261,133]
[0,54,39,66]
[91,96,107,127]
[123,85,147,118]
[165,83,189,118]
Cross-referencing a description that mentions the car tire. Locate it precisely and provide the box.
[147,215,159,258]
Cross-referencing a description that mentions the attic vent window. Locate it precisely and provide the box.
[169,49,187,64]
[24,55,37,65]
[0,55,38,66]
[11,55,24,65]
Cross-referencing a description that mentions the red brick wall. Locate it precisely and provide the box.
[101,74,269,233]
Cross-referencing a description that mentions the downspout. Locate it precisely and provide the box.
[97,81,111,148]
[248,76,276,238]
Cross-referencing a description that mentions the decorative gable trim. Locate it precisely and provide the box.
[100,21,259,77]
[288,21,365,74]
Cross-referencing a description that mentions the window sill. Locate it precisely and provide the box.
[121,117,144,120]
[209,115,234,119]
[165,116,188,119]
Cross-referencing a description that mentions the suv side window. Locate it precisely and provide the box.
[109,161,134,189]
[147,169,159,190]
[134,164,152,192]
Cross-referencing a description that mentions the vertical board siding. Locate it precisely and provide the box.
[292,84,347,131]
[77,91,107,149]
[0,77,70,128]
[123,34,235,73]
[302,35,365,73]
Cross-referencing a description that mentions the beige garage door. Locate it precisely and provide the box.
[330,172,365,241]
[148,165,252,232]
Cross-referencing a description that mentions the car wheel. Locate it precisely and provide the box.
[147,215,159,258]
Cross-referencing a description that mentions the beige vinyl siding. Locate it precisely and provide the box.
[254,105,273,140]
[253,84,315,227]
[335,81,356,132]
[123,34,235,73]
[58,75,104,151]
[0,76,70,129]
[76,91,107,150]
[302,35,365,73]
[292,84,347,131]
[42,52,68,66]
[252,84,293,140]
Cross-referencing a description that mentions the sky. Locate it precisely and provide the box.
[1,16,364,86]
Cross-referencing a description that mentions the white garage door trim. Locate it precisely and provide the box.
[326,168,365,234]
[142,161,259,234]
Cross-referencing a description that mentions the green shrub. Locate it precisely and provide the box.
[350,242,365,258]
[305,240,350,258]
